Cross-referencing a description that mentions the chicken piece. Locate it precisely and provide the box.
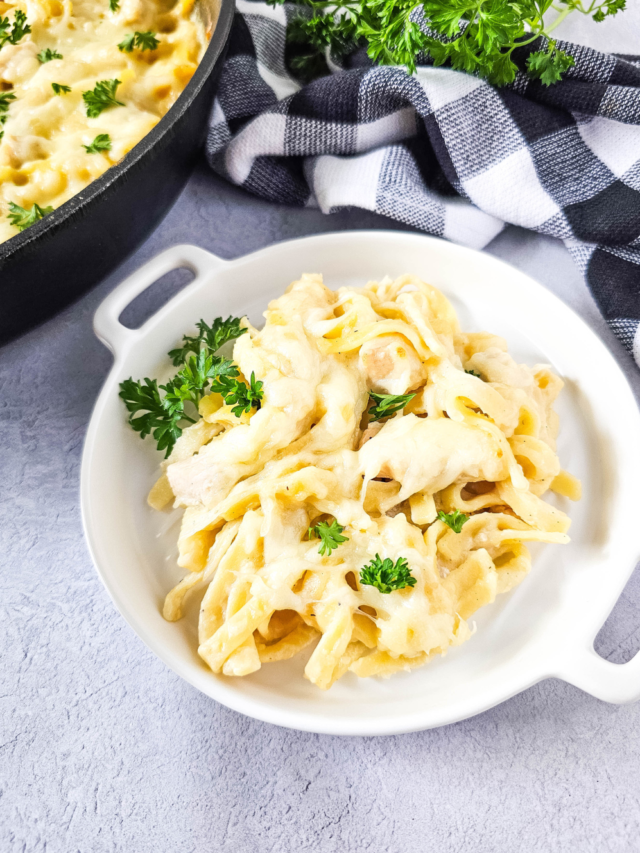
[358,334,427,396]
[358,414,509,504]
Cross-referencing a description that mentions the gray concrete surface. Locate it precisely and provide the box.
[2,162,640,853]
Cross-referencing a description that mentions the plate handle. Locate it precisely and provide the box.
[559,643,640,704]
[93,244,226,355]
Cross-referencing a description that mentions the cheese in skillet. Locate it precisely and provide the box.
[0,0,207,243]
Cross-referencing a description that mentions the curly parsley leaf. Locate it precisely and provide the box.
[0,10,30,48]
[437,509,469,533]
[465,369,482,379]
[592,0,626,22]
[83,133,111,153]
[117,33,135,52]
[119,30,159,52]
[83,79,124,118]
[0,90,15,115]
[52,83,71,95]
[134,30,159,50]
[169,316,246,367]
[360,554,417,594]
[527,39,575,86]
[8,201,53,232]
[109,0,120,11]
[212,371,264,417]
[308,519,349,556]
[38,48,63,62]
[368,391,415,422]
[119,377,189,458]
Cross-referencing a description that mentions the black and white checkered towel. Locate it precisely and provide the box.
[206,1,640,369]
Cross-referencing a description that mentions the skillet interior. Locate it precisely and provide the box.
[0,0,234,345]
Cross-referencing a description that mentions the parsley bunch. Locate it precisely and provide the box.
[268,0,626,86]
[308,519,349,556]
[0,11,30,49]
[368,391,416,422]
[360,554,417,594]
[119,316,263,456]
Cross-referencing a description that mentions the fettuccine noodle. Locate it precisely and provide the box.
[153,273,580,689]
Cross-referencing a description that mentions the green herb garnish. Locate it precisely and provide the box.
[211,371,264,417]
[0,11,30,49]
[465,369,481,379]
[169,316,246,366]
[119,377,186,457]
[82,79,124,118]
[51,83,71,95]
[109,0,120,11]
[8,201,54,232]
[266,0,625,86]
[368,391,415,422]
[38,48,63,62]
[437,510,469,533]
[308,519,349,556]
[83,133,111,154]
[118,30,159,52]
[119,315,256,456]
[359,554,416,594]
[117,33,135,52]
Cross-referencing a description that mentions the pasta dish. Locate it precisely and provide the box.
[0,0,207,243]
[122,273,581,689]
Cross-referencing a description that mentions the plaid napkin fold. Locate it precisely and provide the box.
[206,0,640,369]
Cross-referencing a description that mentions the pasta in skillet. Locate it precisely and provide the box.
[0,0,207,243]
[142,273,581,689]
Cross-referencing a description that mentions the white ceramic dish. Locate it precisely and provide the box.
[81,231,640,736]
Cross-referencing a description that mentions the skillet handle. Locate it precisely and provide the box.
[559,643,640,704]
[93,244,226,355]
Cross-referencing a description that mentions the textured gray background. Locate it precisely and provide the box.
[3,12,640,849]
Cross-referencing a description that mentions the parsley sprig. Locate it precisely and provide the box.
[437,509,469,533]
[8,201,53,232]
[169,316,246,366]
[0,11,30,49]
[52,83,71,95]
[119,316,262,456]
[308,519,349,556]
[38,48,63,63]
[360,554,417,594]
[465,369,481,379]
[83,79,124,118]
[0,90,15,140]
[368,391,415,422]
[109,0,120,9]
[83,133,111,154]
[267,0,626,86]
[118,31,159,52]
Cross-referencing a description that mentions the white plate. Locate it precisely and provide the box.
[81,232,640,736]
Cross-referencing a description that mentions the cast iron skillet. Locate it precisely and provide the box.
[0,0,234,344]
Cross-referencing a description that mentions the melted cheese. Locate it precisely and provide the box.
[158,272,580,689]
[0,0,207,243]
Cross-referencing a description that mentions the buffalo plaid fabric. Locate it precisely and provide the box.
[206,0,640,368]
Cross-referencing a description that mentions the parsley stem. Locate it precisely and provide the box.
[545,5,573,33]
